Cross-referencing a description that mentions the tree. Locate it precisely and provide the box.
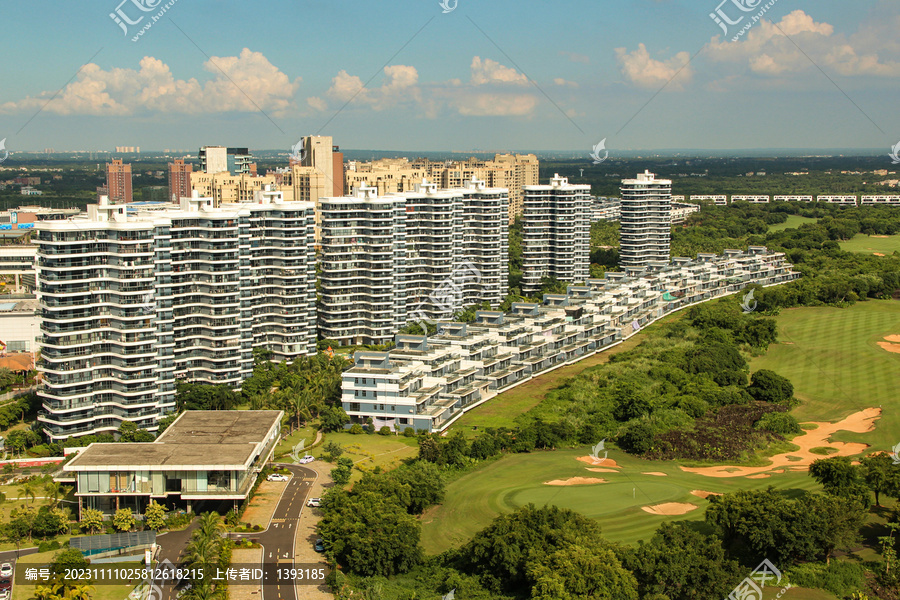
[113,508,135,532]
[391,461,445,514]
[320,405,349,433]
[50,548,89,578]
[459,504,628,597]
[80,508,104,534]
[330,457,353,486]
[323,441,344,460]
[18,481,37,503]
[807,494,866,564]
[623,522,741,600]
[317,489,422,577]
[117,421,139,442]
[748,369,794,404]
[861,452,900,506]
[44,481,62,506]
[144,500,167,531]
[809,456,869,501]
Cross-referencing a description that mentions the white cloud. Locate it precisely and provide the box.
[456,93,537,116]
[306,96,327,111]
[553,78,579,88]
[614,43,694,90]
[706,10,900,78]
[470,57,528,86]
[322,65,421,112]
[0,49,298,115]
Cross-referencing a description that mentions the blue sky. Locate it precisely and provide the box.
[0,0,897,154]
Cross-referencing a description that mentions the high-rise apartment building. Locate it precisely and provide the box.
[190,171,287,205]
[521,174,590,294]
[36,191,316,441]
[168,159,193,201]
[318,185,409,345]
[345,154,538,223]
[105,159,133,204]
[199,146,253,175]
[318,178,508,345]
[619,170,672,269]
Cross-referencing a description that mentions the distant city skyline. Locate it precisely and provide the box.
[1,1,898,155]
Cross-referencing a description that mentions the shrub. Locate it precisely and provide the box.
[755,411,801,435]
[402,427,415,437]
[378,426,391,436]
[786,561,865,597]
[349,424,364,435]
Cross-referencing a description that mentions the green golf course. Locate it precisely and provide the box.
[421,300,900,554]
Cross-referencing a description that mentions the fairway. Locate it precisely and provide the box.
[838,233,900,256]
[768,214,817,232]
[422,300,900,553]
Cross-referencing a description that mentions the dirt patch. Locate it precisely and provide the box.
[872,235,891,238]
[642,472,668,476]
[586,468,619,473]
[680,407,880,478]
[641,502,698,515]
[874,253,886,257]
[877,341,900,354]
[884,335,900,343]
[691,490,722,499]
[240,480,287,529]
[781,342,795,345]
[577,456,620,468]
[544,477,607,486]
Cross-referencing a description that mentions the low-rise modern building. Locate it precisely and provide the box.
[671,202,701,224]
[521,174,591,293]
[60,410,283,516]
[36,192,316,441]
[341,247,800,432]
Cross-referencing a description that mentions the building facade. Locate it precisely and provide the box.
[168,159,193,202]
[36,192,316,441]
[318,178,509,346]
[105,159,133,204]
[619,170,673,269]
[521,174,591,294]
[199,146,253,175]
[341,247,800,432]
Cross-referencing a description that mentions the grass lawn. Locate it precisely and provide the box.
[751,300,900,449]
[768,215,818,232]
[450,322,658,434]
[422,299,900,556]
[12,551,142,600]
[838,233,900,256]
[273,425,319,460]
[317,432,420,482]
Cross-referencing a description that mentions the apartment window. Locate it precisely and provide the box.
[349,403,360,411]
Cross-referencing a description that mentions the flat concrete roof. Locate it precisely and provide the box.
[64,410,283,471]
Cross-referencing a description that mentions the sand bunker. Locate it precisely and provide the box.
[747,474,771,479]
[878,341,900,354]
[874,253,886,257]
[872,235,890,238]
[680,407,880,478]
[641,502,698,515]
[545,477,607,486]
[587,468,619,473]
[884,335,900,343]
[577,456,620,468]
[691,490,722,499]
[642,472,668,476]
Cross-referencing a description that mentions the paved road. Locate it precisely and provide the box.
[231,464,318,600]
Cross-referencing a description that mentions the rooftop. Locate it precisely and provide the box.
[64,410,283,471]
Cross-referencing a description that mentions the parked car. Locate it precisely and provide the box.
[0,564,12,578]
[298,455,315,464]
[0,578,11,590]
[0,588,10,600]
[266,474,289,482]
[306,497,321,507]
[314,539,325,552]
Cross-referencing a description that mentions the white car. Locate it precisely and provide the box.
[0,564,12,578]
[266,474,289,482]
[298,455,315,464]
[0,589,10,600]
[306,497,321,507]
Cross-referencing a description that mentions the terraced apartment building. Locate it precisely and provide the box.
[340,247,800,432]
[36,191,316,441]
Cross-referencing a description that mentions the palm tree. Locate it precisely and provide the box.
[65,584,95,600]
[18,482,36,503]
[195,512,224,541]
[31,581,64,600]
[44,481,61,506]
